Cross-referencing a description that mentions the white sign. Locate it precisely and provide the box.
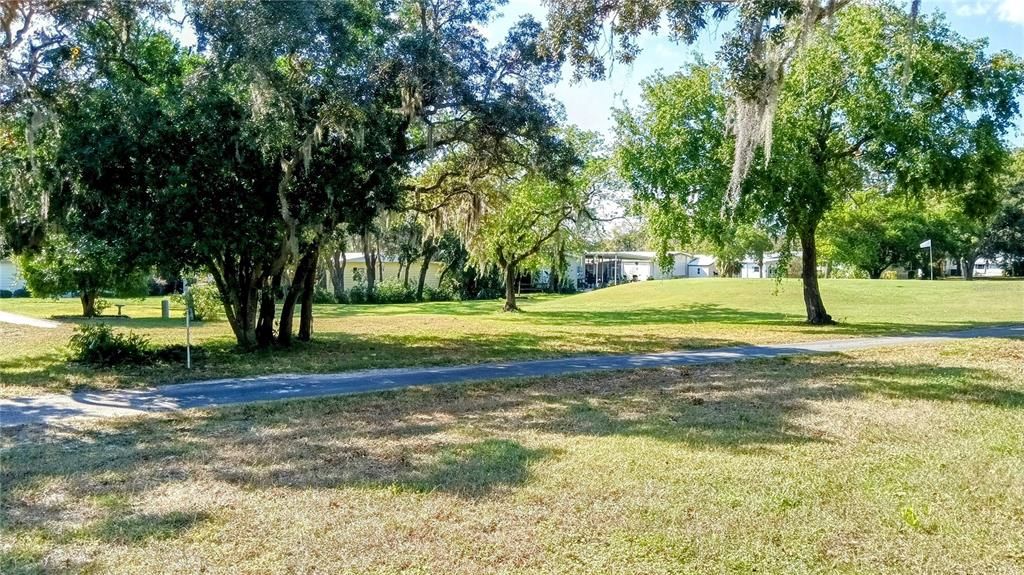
[919,239,932,248]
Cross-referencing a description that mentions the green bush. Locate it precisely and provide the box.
[312,286,336,304]
[12,287,30,297]
[0,290,11,298]
[348,283,368,304]
[172,281,222,321]
[423,283,457,302]
[335,291,350,304]
[475,287,503,300]
[375,279,415,304]
[68,323,151,366]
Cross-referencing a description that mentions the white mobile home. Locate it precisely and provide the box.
[341,253,446,289]
[972,258,1006,277]
[686,255,716,278]
[578,251,690,288]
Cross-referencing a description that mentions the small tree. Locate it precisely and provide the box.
[475,176,588,311]
[471,134,606,311]
[822,191,930,279]
[18,232,146,316]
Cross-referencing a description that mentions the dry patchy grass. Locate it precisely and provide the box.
[2,338,1023,574]
[1,278,1021,396]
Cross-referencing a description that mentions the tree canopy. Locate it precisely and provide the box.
[2,0,572,348]
[616,3,1024,323]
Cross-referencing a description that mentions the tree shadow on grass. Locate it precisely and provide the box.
[89,510,213,544]
[0,330,744,395]
[3,347,1021,570]
[520,303,1019,337]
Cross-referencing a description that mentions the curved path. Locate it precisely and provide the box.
[2,324,1021,428]
[0,310,60,329]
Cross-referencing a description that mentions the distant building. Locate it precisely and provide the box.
[686,255,717,278]
[576,251,691,288]
[941,257,1006,278]
[342,253,445,289]
[971,258,1006,277]
[740,259,764,278]
[0,258,26,292]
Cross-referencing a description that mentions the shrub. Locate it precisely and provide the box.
[94,298,111,315]
[830,266,869,279]
[334,291,350,304]
[68,323,151,366]
[475,287,503,300]
[348,282,368,304]
[0,289,11,298]
[312,286,336,304]
[12,287,30,297]
[172,281,222,321]
[423,283,457,302]
[375,279,415,304]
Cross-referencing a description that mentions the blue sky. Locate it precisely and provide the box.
[483,0,1024,145]
[169,1,1023,144]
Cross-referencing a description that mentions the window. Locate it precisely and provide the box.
[752,266,760,272]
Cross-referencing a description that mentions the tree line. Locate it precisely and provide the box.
[2,0,1021,345]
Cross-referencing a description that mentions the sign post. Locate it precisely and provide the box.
[919,239,933,280]
[183,277,192,369]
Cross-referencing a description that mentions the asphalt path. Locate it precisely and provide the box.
[2,324,1020,428]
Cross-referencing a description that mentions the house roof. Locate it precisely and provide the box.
[343,253,442,265]
[688,255,715,266]
[582,251,688,260]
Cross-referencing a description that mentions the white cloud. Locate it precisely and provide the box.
[949,0,1024,25]
[954,0,994,17]
[996,0,1024,24]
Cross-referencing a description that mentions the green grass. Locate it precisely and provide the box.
[2,338,1022,573]
[1,278,1021,396]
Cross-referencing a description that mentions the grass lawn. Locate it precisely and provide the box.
[2,337,1022,573]
[0,278,1021,396]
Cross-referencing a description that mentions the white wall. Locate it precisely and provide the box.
[741,263,763,278]
[650,254,689,279]
[622,260,653,281]
[343,260,444,289]
[688,265,713,278]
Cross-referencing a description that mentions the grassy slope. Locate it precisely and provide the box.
[1,278,1021,396]
[2,338,1022,574]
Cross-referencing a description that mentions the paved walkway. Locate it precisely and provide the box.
[2,324,1021,428]
[0,310,60,329]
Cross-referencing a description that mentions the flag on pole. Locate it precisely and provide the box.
[919,239,932,248]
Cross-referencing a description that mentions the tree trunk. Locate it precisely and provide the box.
[416,237,437,300]
[330,250,346,300]
[362,230,376,300]
[298,246,318,341]
[255,272,281,348]
[229,287,261,349]
[208,262,263,349]
[503,264,519,312]
[80,290,98,317]
[758,254,765,278]
[279,248,317,346]
[961,257,975,280]
[403,261,411,286]
[800,227,834,325]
